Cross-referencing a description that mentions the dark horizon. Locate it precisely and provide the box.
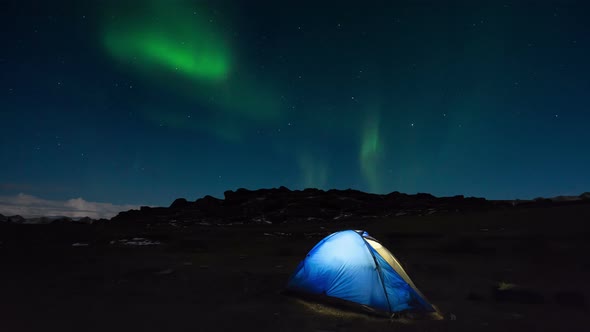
[1,185,589,220]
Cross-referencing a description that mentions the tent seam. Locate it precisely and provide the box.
[358,233,393,313]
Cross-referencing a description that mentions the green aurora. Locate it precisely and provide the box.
[102,1,230,82]
[99,1,386,191]
[360,112,382,193]
[101,1,283,141]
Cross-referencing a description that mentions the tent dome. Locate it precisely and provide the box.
[286,230,434,313]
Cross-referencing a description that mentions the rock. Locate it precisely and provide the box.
[7,215,25,224]
[108,188,496,225]
[169,198,189,209]
[276,186,291,193]
[77,217,94,224]
[195,195,222,209]
[223,188,251,204]
[415,193,436,200]
[51,217,73,224]
[493,283,544,304]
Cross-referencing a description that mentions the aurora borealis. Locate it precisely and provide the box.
[101,1,283,141]
[1,0,590,209]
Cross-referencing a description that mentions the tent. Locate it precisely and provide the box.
[286,230,435,314]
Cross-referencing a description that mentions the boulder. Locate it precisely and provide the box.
[7,215,25,224]
[170,198,189,209]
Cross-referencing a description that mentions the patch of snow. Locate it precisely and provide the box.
[112,238,161,246]
[223,221,244,226]
[252,217,271,224]
[71,243,89,247]
[263,232,291,237]
[155,269,174,275]
[303,232,327,238]
[333,213,352,220]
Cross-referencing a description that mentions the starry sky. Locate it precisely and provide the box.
[1,0,589,210]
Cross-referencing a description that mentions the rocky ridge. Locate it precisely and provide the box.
[111,187,495,226]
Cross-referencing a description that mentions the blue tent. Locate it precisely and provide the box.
[286,230,435,313]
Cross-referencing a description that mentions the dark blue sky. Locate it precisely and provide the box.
[1,0,589,208]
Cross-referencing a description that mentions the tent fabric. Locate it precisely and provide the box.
[286,230,434,313]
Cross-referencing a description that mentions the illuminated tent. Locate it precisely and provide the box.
[286,230,435,314]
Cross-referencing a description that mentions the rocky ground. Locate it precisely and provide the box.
[1,190,589,331]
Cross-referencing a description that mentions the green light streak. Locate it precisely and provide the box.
[360,113,382,192]
[100,1,283,141]
[298,153,328,189]
[102,2,230,82]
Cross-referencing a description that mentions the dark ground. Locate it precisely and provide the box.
[1,204,589,331]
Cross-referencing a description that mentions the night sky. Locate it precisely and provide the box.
[1,1,589,214]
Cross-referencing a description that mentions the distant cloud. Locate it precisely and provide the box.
[0,193,139,219]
